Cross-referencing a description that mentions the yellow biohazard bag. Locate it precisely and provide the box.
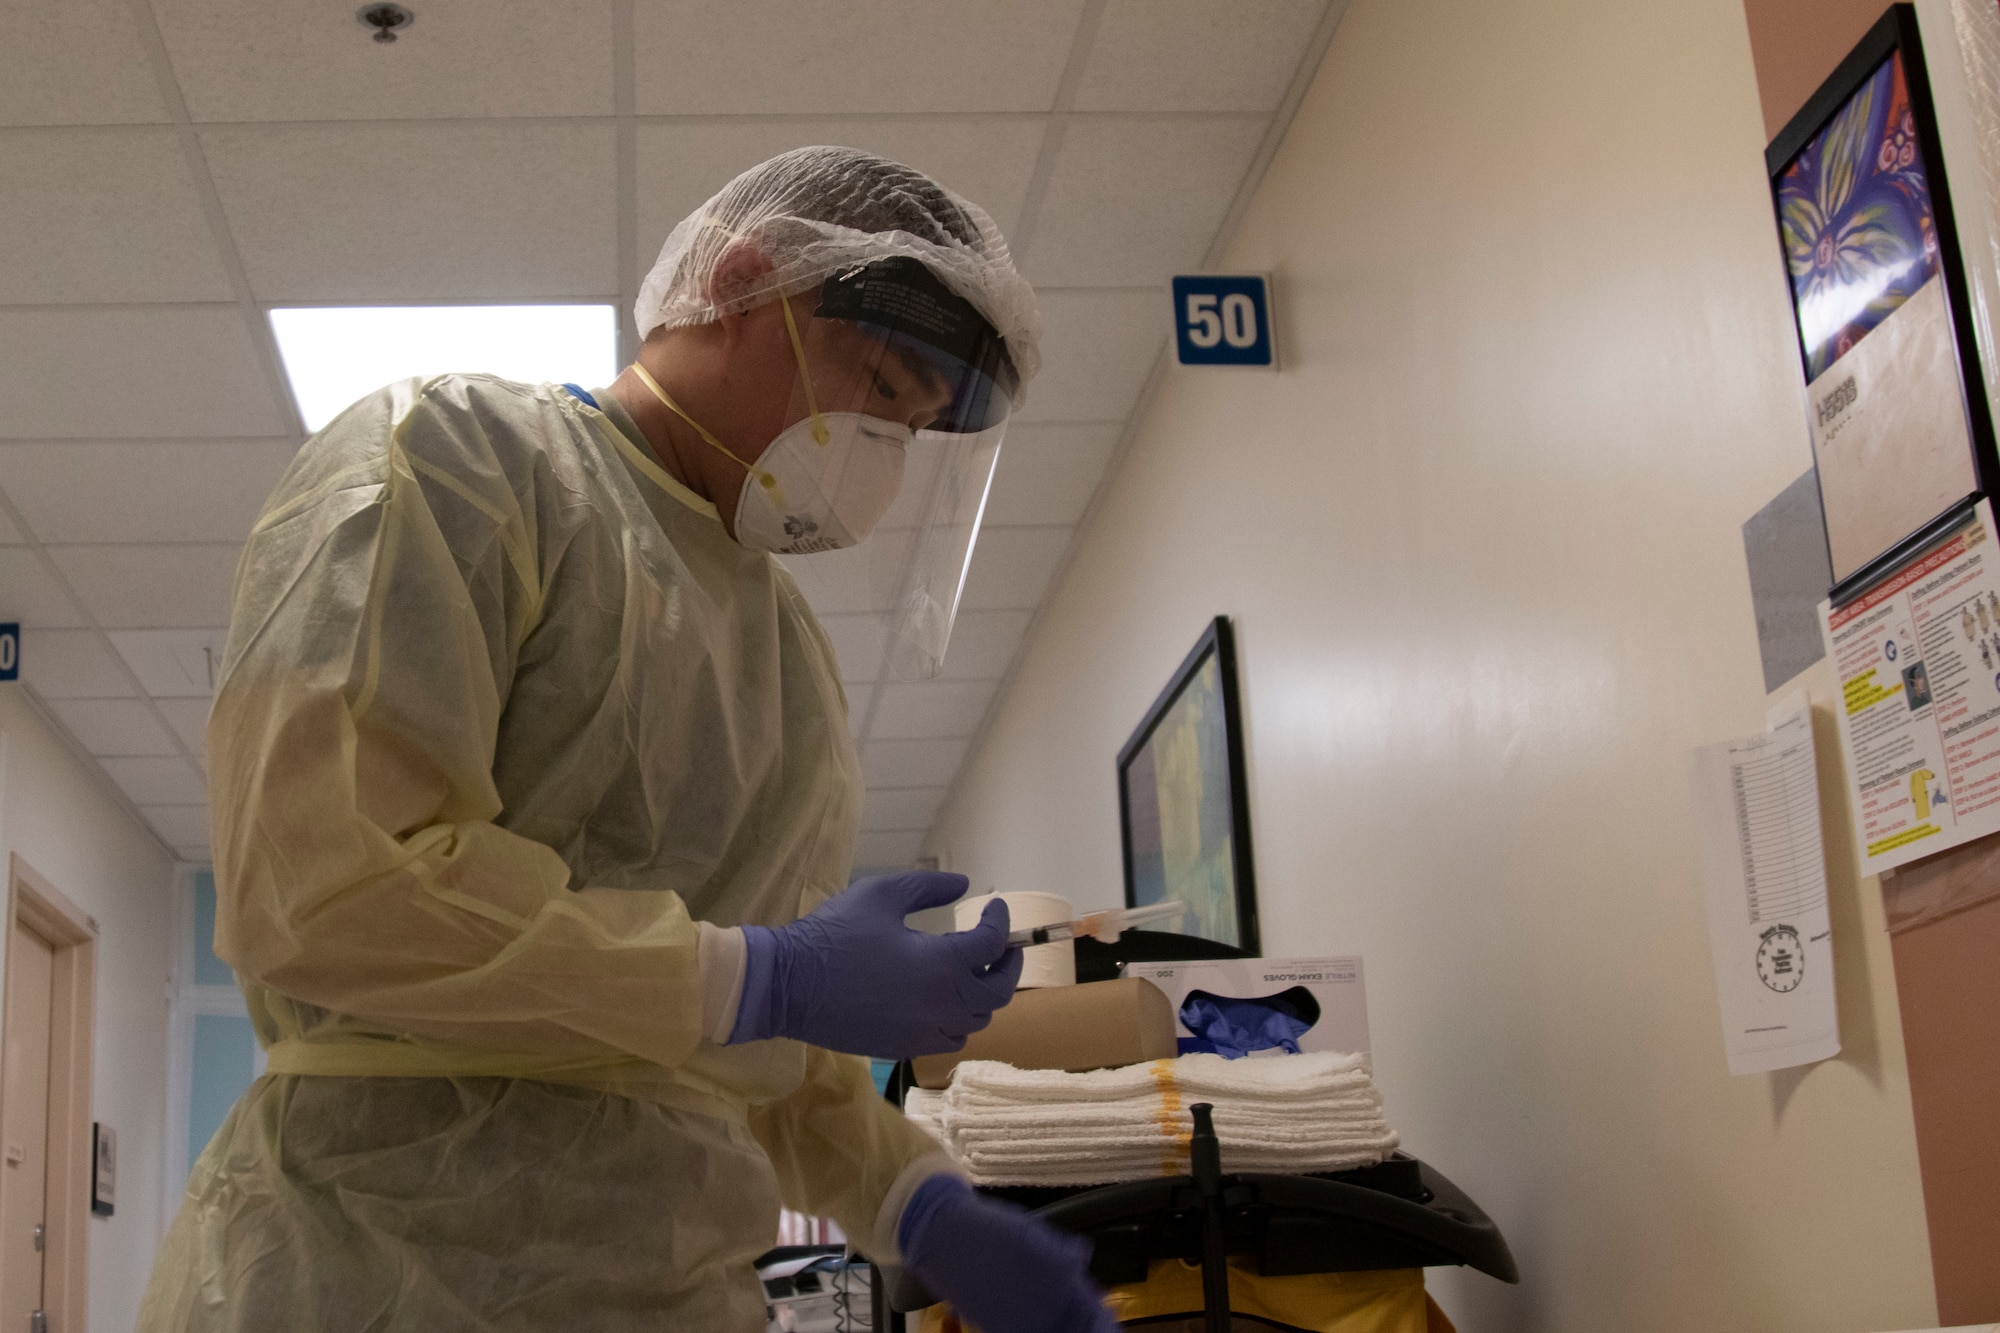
[918,1258,1456,1332]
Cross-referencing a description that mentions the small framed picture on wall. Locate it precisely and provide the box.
[1116,616,1260,955]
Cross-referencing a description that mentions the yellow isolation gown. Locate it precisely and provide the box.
[137,375,944,1332]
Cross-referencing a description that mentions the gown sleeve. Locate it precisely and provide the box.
[208,378,708,1069]
[747,1045,957,1261]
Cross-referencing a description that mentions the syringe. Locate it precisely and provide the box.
[1006,900,1187,948]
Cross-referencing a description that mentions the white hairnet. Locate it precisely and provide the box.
[634,145,1042,397]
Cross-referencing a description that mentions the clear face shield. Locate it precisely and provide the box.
[771,258,1018,683]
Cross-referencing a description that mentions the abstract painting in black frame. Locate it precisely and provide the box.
[1116,616,1259,955]
[1766,4,2000,602]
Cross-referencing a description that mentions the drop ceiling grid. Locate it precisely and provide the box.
[834,0,1116,794]
[0,0,1343,867]
[0,485,215,860]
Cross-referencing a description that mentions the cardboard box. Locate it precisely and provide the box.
[911,978,1178,1089]
[1124,957,1370,1058]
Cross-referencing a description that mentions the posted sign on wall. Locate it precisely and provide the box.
[1820,499,2000,874]
[0,623,16,682]
[1172,275,1274,367]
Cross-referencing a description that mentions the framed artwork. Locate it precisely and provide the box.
[1766,4,2000,600]
[1116,617,1260,955]
[91,1123,115,1218]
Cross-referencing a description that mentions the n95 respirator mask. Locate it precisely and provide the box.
[731,411,911,554]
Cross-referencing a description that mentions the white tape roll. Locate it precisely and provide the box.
[954,891,1076,988]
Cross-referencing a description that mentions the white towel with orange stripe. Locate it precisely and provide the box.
[903,1052,1398,1187]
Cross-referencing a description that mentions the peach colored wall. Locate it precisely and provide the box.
[1891,893,2000,1323]
[1743,0,1899,140]
[928,0,1940,1326]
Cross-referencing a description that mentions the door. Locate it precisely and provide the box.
[1,922,54,1333]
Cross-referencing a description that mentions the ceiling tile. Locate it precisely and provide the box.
[0,0,168,126]
[0,440,294,544]
[101,755,208,805]
[1075,0,1326,112]
[983,422,1122,526]
[936,609,1032,681]
[958,525,1072,611]
[0,549,86,628]
[1025,116,1268,287]
[18,630,135,699]
[141,804,211,846]
[633,0,1085,115]
[155,697,211,759]
[861,737,970,789]
[1013,289,1165,424]
[852,829,926,869]
[0,508,24,544]
[633,119,1046,271]
[0,307,288,439]
[779,528,917,618]
[107,629,226,697]
[860,787,948,833]
[203,123,617,300]
[815,612,887,685]
[780,550,882,617]
[869,679,1000,741]
[874,446,950,537]
[152,0,615,122]
[824,609,1031,686]
[45,698,178,756]
[0,130,232,303]
[47,544,240,629]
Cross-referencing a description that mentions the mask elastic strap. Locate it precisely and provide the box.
[627,362,780,496]
[778,296,831,447]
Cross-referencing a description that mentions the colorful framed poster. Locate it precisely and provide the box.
[1766,4,2000,600]
[1116,617,1260,955]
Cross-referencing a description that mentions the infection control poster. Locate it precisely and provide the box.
[1819,498,2000,874]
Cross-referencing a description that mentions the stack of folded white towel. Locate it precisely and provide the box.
[903,1051,1399,1187]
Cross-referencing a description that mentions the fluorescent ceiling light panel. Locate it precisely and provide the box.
[269,305,619,432]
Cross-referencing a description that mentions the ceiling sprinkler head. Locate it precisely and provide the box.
[357,4,414,43]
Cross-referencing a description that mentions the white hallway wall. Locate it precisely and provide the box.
[927,0,1937,1328]
[0,687,175,1332]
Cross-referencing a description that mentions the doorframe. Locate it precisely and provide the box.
[1,855,97,1333]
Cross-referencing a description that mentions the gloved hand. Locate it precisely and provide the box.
[899,1174,1118,1333]
[729,871,1023,1058]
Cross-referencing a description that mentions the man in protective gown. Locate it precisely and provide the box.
[137,146,1118,1333]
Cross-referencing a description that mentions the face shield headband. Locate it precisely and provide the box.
[814,257,1019,435]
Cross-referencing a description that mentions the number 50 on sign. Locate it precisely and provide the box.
[1172,275,1274,367]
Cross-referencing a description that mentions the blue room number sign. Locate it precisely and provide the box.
[0,623,17,682]
[1172,274,1274,367]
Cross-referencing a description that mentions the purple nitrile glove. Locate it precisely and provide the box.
[899,1175,1118,1333]
[729,871,1024,1059]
